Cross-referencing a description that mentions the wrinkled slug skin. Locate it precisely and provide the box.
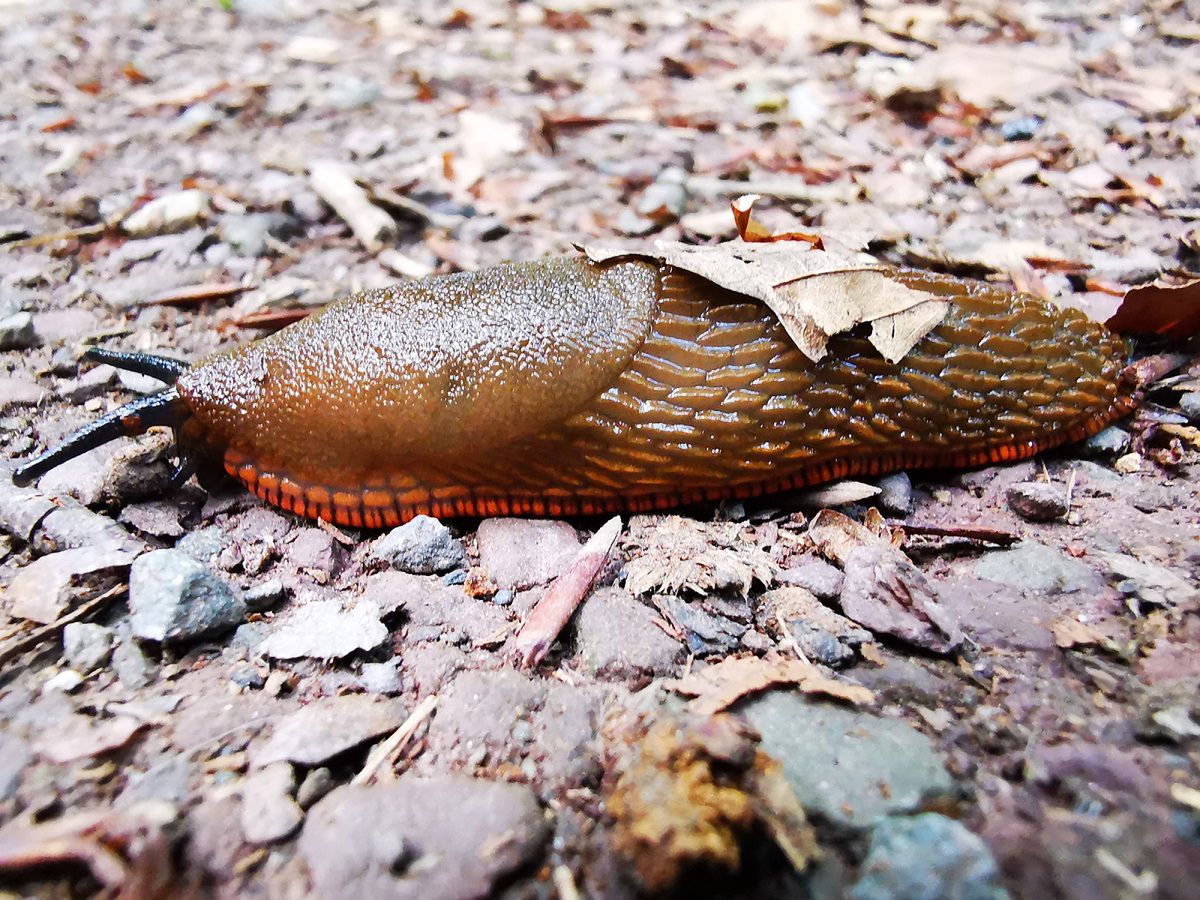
[176,257,1134,527]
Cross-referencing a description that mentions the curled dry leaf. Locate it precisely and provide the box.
[581,238,950,364]
[807,508,902,565]
[671,654,875,717]
[1106,278,1200,339]
[730,193,823,248]
[1051,617,1108,649]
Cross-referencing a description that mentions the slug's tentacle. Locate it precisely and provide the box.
[84,348,189,384]
[12,387,190,487]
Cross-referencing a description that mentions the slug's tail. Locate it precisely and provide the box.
[12,351,193,488]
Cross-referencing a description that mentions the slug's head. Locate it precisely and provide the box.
[11,348,197,488]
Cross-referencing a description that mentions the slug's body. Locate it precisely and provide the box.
[15,256,1137,527]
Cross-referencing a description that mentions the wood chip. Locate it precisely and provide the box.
[308,160,398,253]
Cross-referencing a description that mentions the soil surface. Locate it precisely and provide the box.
[1,1,1199,898]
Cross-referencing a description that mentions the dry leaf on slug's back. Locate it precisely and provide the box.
[582,237,949,365]
[671,654,875,716]
[1106,278,1200,340]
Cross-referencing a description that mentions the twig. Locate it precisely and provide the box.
[370,186,465,231]
[352,695,438,786]
[894,523,1019,546]
[1065,468,1078,516]
[0,584,126,669]
[512,516,622,668]
[2,224,106,250]
[774,611,810,664]
[308,160,398,253]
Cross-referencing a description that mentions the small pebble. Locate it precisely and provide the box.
[244,578,287,612]
[296,767,336,809]
[129,549,247,644]
[1180,392,1200,424]
[44,669,85,693]
[1079,425,1131,458]
[1001,114,1042,141]
[492,589,514,606]
[442,568,468,586]
[875,472,913,515]
[62,622,115,672]
[0,312,37,350]
[1005,482,1068,522]
[230,664,266,690]
[374,515,466,575]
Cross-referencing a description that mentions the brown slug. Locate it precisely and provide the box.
[12,255,1138,528]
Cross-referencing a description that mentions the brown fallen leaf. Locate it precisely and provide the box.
[1106,278,1200,339]
[1052,617,1107,649]
[0,801,182,898]
[141,281,249,307]
[581,239,950,364]
[671,654,874,717]
[807,508,902,565]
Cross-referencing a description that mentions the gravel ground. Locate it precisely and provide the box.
[1,1,1199,897]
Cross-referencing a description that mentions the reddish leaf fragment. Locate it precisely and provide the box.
[122,63,151,85]
[230,308,314,331]
[731,195,823,248]
[40,116,77,133]
[142,281,249,307]
[1106,279,1200,339]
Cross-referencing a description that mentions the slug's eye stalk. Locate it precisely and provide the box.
[83,347,189,384]
[11,387,190,487]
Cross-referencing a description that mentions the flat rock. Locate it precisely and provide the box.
[850,813,1006,900]
[424,668,604,786]
[974,541,1101,594]
[572,586,683,680]
[477,518,580,589]
[300,776,548,900]
[250,694,406,768]
[258,597,388,660]
[936,576,1055,650]
[239,762,303,844]
[9,545,139,624]
[373,515,465,575]
[840,545,962,653]
[362,570,509,646]
[743,691,954,829]
[777,555,845,600]
[129,549,246,644]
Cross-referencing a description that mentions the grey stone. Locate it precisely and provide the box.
[1005,483,1068,522]
[373,515,465,575]
[9,545,139,624]
[876,472,913,515]
[259,597,388,660]
[240,762,303,844]
[0,311,37,350]
[974,541,1100,593]
[477,518,580,589]
[117,500,186,539]
[176,525,226,562]
[38,506,144,554]
[655,594,746,655]
[0,374,46,411]
[362,570,509,646]
[851,814,1007,900]
[300,777,548,900]
[0,732,31,801]
[325,76,381,110]
[219,212,299,257]
[759,586,872,667]
[129,549,246,644]
[244,578,287,612]
[777,556,844,600]
[287,527,343,575]
[359,659,404,695]
[573,587,683,679]
[1079,425,1131,457]
[841,545,962,653]
[111,628,156,689]
[62,622,115,672]
[1181,392,1200,424]
[491,589,514,606]
[744,691,954,829]
[296,767,336,809]
[250,694,406,768]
